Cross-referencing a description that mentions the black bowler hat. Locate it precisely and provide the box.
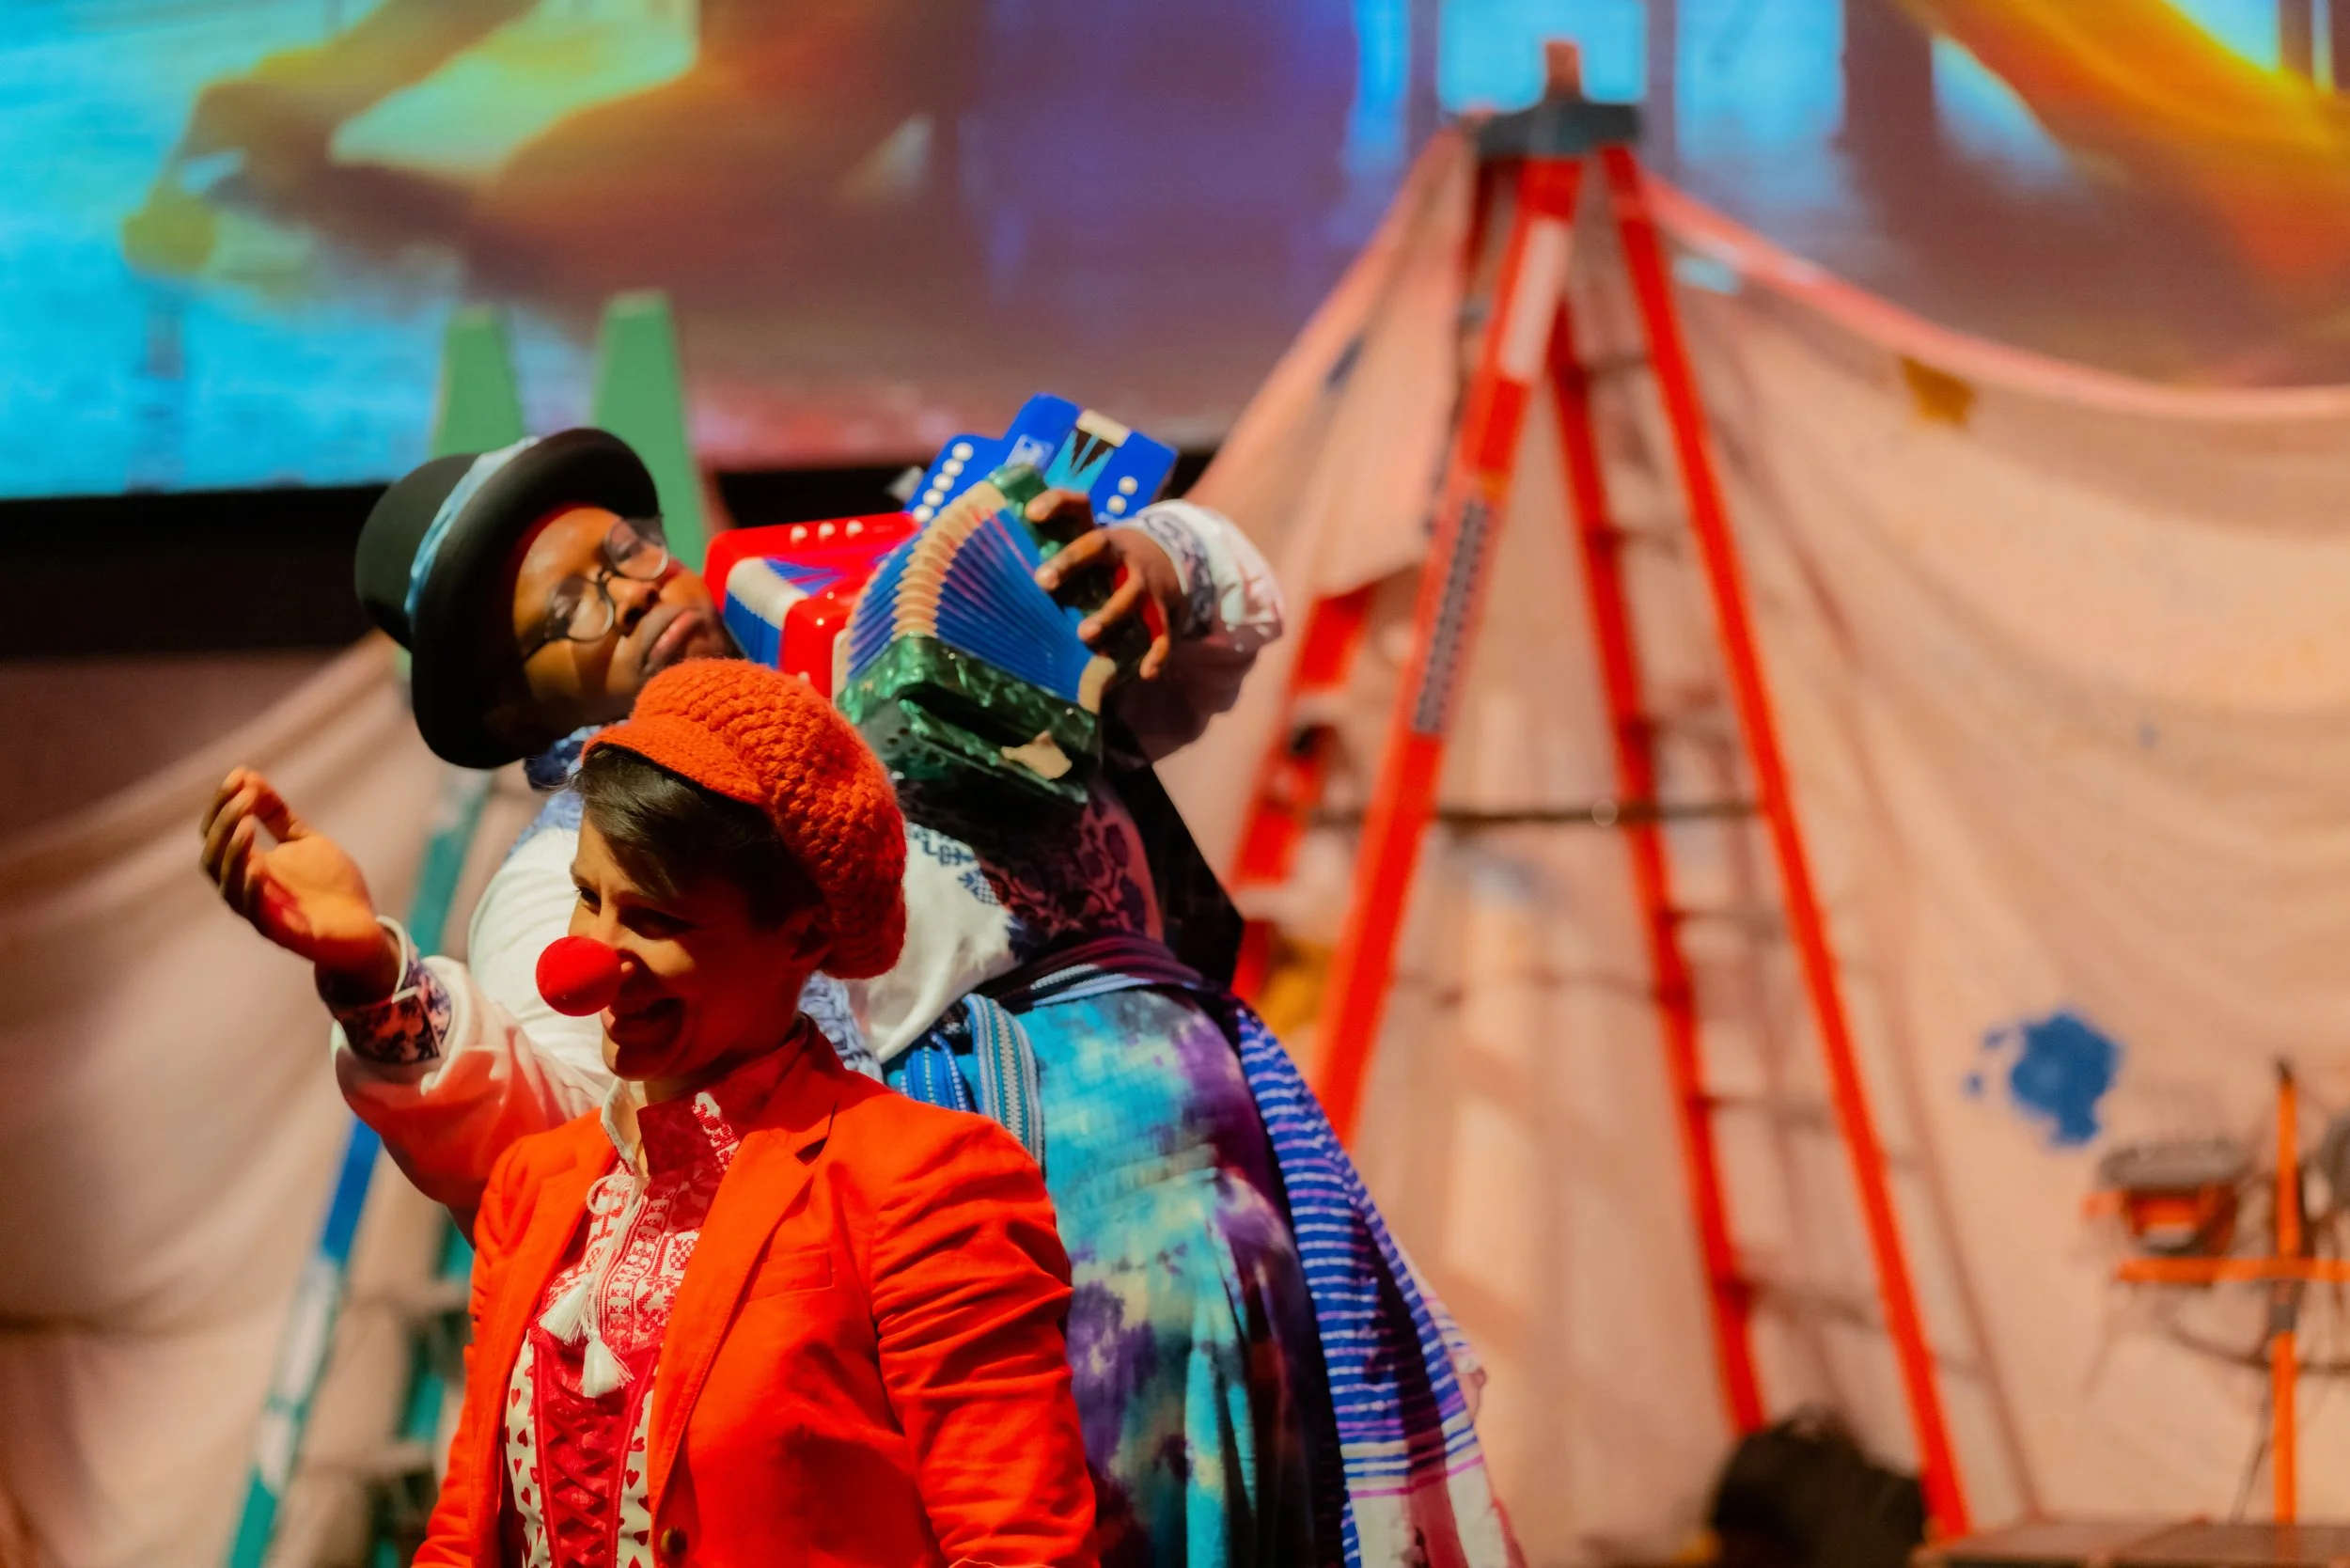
[354,429,659,768]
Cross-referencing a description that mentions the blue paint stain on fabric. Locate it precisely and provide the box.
[1979,1010,2123,1148]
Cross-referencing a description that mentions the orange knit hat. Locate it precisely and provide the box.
[583,659,908,978]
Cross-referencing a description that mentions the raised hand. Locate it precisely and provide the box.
[1026,489,1178,681]
[200,767,398,996]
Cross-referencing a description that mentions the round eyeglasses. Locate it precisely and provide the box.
[520,517,671,660]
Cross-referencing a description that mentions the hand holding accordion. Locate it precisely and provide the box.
[838,463,1148,809]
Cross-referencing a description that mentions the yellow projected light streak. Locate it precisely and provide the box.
[1909,0,2350,285]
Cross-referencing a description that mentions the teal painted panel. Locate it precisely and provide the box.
[590,291,706,571]
[431,306,527,460]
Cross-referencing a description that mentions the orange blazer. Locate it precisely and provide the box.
[416,1044,1098,1568]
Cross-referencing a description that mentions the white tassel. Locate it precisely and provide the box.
[538,1276,594,1344]
[540,1158,642,1401]
[581,1333,629,1399]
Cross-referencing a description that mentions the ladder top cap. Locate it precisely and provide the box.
[1473,99,1642,163]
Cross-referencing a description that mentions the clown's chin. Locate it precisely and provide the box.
[604,996,686,1075]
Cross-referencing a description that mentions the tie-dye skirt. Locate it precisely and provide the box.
[891,982,1329,1568]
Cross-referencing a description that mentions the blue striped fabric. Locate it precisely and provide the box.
[960,996,1047,1168]
[899,1036,979,1115]
[895,996,1047,1170]
[896,996,1047,1168]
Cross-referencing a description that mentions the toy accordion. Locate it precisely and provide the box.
[704,512,919,698]
[911,393,1176,528]
[710,393,1179,807]
[838,463,1126,808]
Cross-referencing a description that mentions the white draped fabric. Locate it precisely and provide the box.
[0,640,449,1567]
[19,133,2350,1568]
[1167,131,2350,1560]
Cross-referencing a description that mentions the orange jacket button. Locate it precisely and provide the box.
[658,1526,687,1559]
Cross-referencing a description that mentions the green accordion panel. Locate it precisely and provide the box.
[838,635,1100,811]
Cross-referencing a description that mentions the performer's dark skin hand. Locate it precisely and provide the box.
[200,766,400,998]
[1026,489,1178,680]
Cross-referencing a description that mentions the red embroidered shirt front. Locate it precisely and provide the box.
[498,1030,809,1568]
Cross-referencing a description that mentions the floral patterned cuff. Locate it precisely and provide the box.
[1115,510,1216,641]
[322,918,453,1067]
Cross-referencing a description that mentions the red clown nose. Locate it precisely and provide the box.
[537,935,623,1017]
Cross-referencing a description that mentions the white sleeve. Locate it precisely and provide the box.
[1108,498,1288,761]
[331,827,611,1215]
[334,958,607,1216]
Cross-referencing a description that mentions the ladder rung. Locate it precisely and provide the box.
[1647,797,1755,822]
[1577,350,1651,380]
[1639,707,1739,744]
[1597,518,1684,548]
[307,1438,439,1482]
[353,1278,469,1318]
[1743,1279,1982,1377]
[1449,798,1755,827]
[1748,1276,1885,1331]
[1310,799,1756,830]
[1663,903,1784,936]
[1703,1090,1835,1131]
[1446,329,1644,381]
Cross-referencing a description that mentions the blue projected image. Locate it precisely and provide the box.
[4,0,2345,500]
[3,0,1396,499]
[2175,0,2284,66]
[1934,38,2071,188]
[1440,0,1646,108]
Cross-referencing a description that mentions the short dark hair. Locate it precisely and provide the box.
[574,745,820,929]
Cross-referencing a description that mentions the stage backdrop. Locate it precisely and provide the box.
[1166,129,2350,1560]
[8,0,2349,498]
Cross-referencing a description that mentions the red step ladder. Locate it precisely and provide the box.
[1226,87,1972,1537]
